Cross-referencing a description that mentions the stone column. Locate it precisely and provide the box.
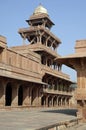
[60,97,63,106]
[56,97,59,107]
[39,35,42,43]
[35,87,39,106]
[46,96,48,107]
[51,59,53,69]
[58,97,61,106]
[28,87,32,106]
[52,97,54,107]
[37,87,42,106]
[46,36,50,47]
[12,83,19,107]
[64,97,67,106]
[23,86,29,106]
[46,57,48,66]
[0,80,6,107]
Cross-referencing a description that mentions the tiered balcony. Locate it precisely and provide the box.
[43,88,73,96]
[41,65,71,81]
[0,62,42,83]
[27,43,60,58]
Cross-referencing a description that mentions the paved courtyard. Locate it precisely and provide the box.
[0,108,85,130]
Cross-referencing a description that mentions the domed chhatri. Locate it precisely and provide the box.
[26,4,54,29]
[33,4,48,15]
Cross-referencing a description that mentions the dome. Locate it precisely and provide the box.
[33,5,48,15]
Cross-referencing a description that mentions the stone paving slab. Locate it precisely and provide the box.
[0,108,84,130]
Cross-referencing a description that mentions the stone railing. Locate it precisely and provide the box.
[27,43,60,58]
[41,65,71,81]
[43,88,73,96]
[0,62,42,83]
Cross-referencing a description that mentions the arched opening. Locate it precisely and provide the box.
[5,83,12,106]
[18,86,23,106]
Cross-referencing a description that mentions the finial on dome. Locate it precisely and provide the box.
[33,4,48,15]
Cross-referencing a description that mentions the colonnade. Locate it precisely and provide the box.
[0,78,72,109]
[0,78,42,108]
[43,76,71,92]
[24,25,58,51]
[41,55,62,71]
[41,95,70,107]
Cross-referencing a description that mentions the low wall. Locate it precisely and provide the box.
[37,118,82,130]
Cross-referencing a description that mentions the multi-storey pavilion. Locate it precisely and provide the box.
[0,5,73,109]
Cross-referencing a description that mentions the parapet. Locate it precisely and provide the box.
[0,35,7,49]
[75,40,86,53]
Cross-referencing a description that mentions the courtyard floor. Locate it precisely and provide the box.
[0,107,86,130]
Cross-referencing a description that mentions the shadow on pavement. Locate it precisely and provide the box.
[41,109,78,116]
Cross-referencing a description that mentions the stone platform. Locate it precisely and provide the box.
[0,107,84,130]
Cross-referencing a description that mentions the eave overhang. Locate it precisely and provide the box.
[18,26,61,44]
[56,52,86,69]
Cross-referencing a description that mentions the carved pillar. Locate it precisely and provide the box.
[61,97,63,106]
[12,83,19,107]
[0,79,6,107]
[46,36,50,47]
[38,87,42,106]
[37,36,40,43]
[58,97,61,106]
[36,87,41,106]
[51,59,53,69]
[46,96,48,107]
[46,57,48,66]
[23,86,29,106]
[39,35,42,43]
[22,33,26,45]
[58,64,62,71]
[57,97,59,107]
[28,87,31,106]
[56,80,59,91]
[28,85,32,106]
[52,97,54,107]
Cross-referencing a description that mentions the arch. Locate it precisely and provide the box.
[5,83,12,106]
[41,95,46,106]
[18,86,23,106]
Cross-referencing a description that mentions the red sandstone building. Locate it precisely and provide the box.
[0,5,74,109]
[58,40,86,119]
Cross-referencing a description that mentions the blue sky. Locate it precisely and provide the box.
[0,0,86,81]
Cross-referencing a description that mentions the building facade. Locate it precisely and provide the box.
[0,5,74,109]
[57,39,86,119]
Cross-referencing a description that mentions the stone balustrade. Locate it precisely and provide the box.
[43,88,73,96]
